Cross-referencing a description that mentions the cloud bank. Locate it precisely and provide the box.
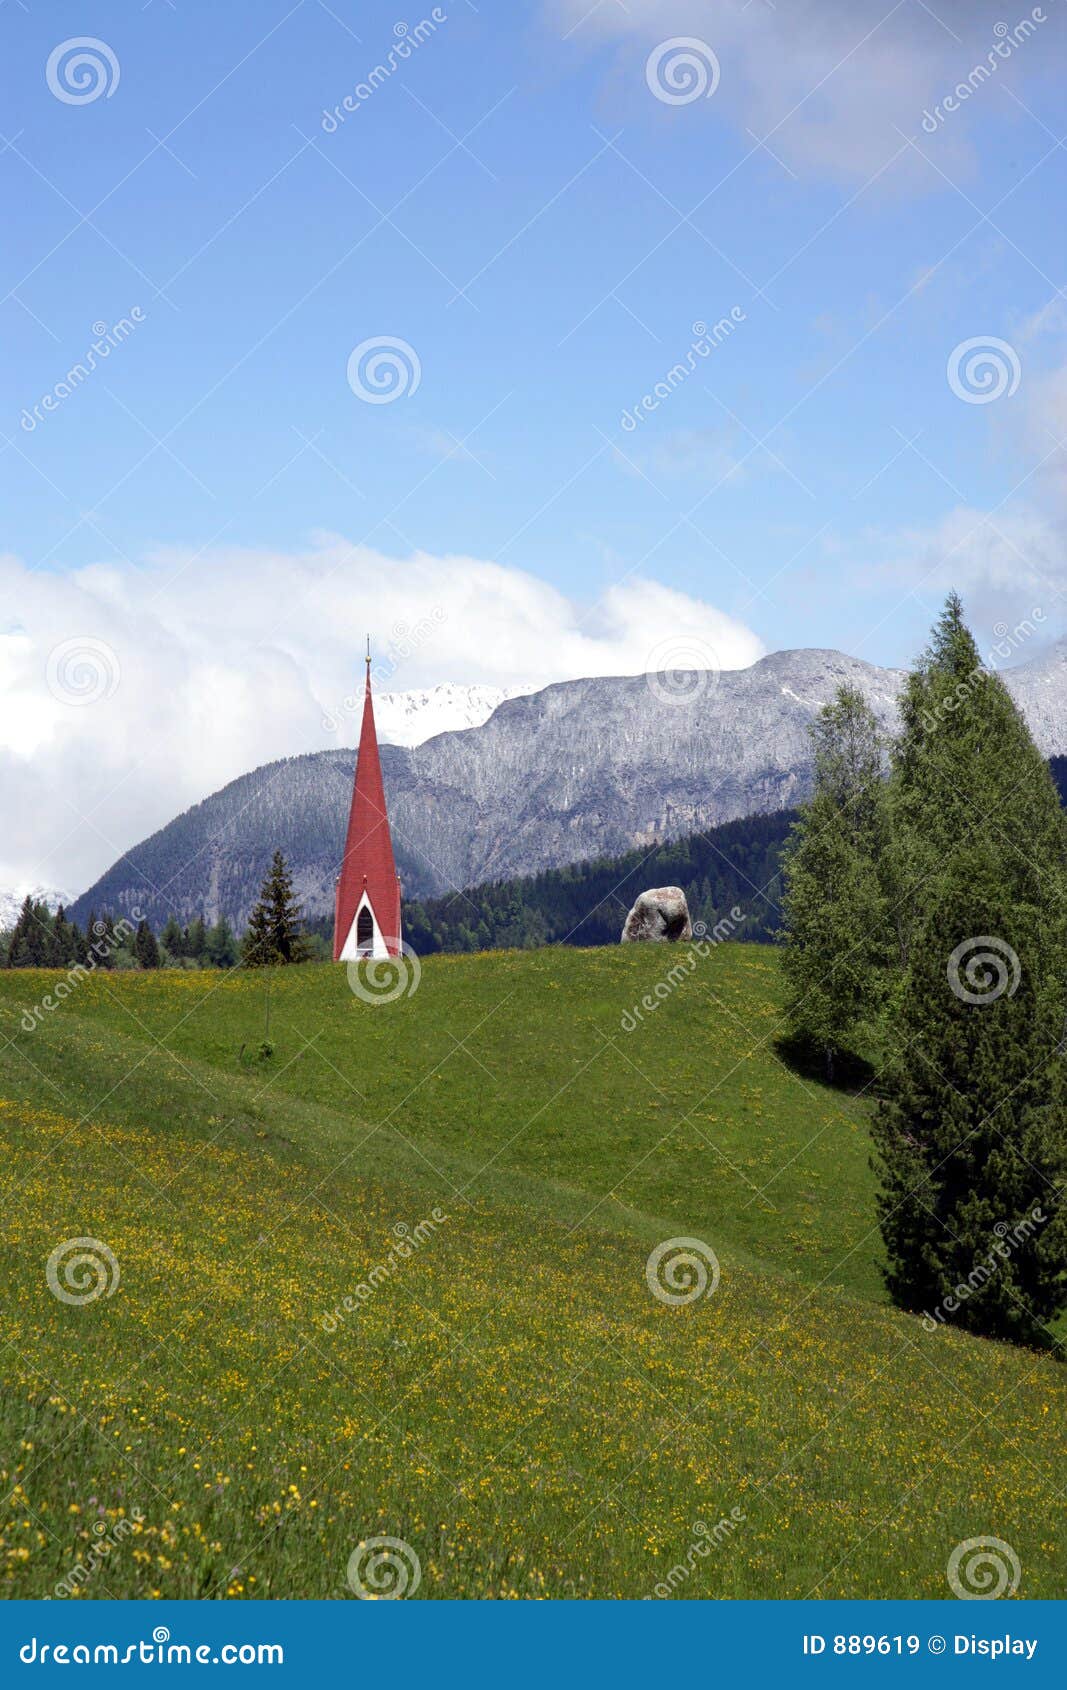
[0,542,764,896]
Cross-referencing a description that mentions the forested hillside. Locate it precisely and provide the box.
[398,810,794,952]
[393,755,1067,954]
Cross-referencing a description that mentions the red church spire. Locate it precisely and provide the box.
[333,641,402,961]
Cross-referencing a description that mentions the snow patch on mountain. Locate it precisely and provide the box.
[373,682,533,747]
[0,885,75,931]
[66,638,1067,935]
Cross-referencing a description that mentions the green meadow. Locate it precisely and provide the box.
[0,946,1062,1599]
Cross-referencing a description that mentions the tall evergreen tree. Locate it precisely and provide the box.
[886,592,1067,963]
[6,897,51,967]
[872,847,1067,1345]
[780,685,891,1078]
[873,596,1067,1345]
[242,851,310,967]
[134,919,161,970]
[92,913,117,969]
[160,915,183,959]
[5,896,31,966]
[51,906,76,966]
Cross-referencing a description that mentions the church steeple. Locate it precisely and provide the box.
[333,643,402,961]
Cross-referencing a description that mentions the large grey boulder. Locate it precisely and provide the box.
[621,886,692,944]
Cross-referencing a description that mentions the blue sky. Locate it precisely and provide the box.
[4,0,1067,889]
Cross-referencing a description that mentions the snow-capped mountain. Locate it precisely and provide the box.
[372,682,532,747]
[68,638,1067,935]
[69,649,908,930]
[0,885,75,931]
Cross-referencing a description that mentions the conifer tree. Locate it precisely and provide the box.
[872,846,1067,1345]
[51,906,76,966]
[873,596,1067,1344]
[6,897,51,967]
[5,896,33,967]
[93,913,117,969]
[780,684,891,1077]
[886,592,1066,962]
[160,915,183,959]
[242,851,310,967]
[134,919,161,969]
[206,916,238,969]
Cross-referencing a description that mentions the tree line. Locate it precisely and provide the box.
[1,900,241,971]
[2,852,319,971]
[26,813,789,968]
[780,594,1067,1348]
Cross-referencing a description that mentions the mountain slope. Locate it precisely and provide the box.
[996,639,1067,756]
[69,643,1064,933]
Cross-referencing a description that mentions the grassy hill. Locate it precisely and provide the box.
[0,947,1062,1600]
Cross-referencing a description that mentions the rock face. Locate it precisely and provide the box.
[621,887,693,944]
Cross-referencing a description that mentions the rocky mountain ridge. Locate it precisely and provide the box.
[66,641,1065,933]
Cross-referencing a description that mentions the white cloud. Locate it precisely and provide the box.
[831,500,1061,659]
[846,503,1065,645]
[845,295,1067,639]
[0,541,764,897]
[548,0,1062,185]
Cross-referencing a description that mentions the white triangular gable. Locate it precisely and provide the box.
[338,891,391,961]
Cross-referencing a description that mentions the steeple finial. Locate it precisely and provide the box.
[366,634,371,669]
